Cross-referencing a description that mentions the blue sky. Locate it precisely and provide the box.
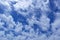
[0,0,60,40]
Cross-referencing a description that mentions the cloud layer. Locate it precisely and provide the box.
[0,0,60,40]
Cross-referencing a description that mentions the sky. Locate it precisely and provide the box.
[0,0,60,40]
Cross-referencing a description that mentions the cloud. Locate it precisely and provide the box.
[0,0,11,14]
[0,0,60,40]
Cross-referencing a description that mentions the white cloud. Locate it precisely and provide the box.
[13,0,33,16]
[54,0,60,9]
[51,12,60,32]
[39,15,50,31]
[14,22,23,33]
[0,31,5,37]
[14,0,32,9]
[48,34,60,40]
[0,14,16,31]
[0,0,11,13]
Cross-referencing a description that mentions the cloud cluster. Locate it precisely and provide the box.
[0,0,60,40]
